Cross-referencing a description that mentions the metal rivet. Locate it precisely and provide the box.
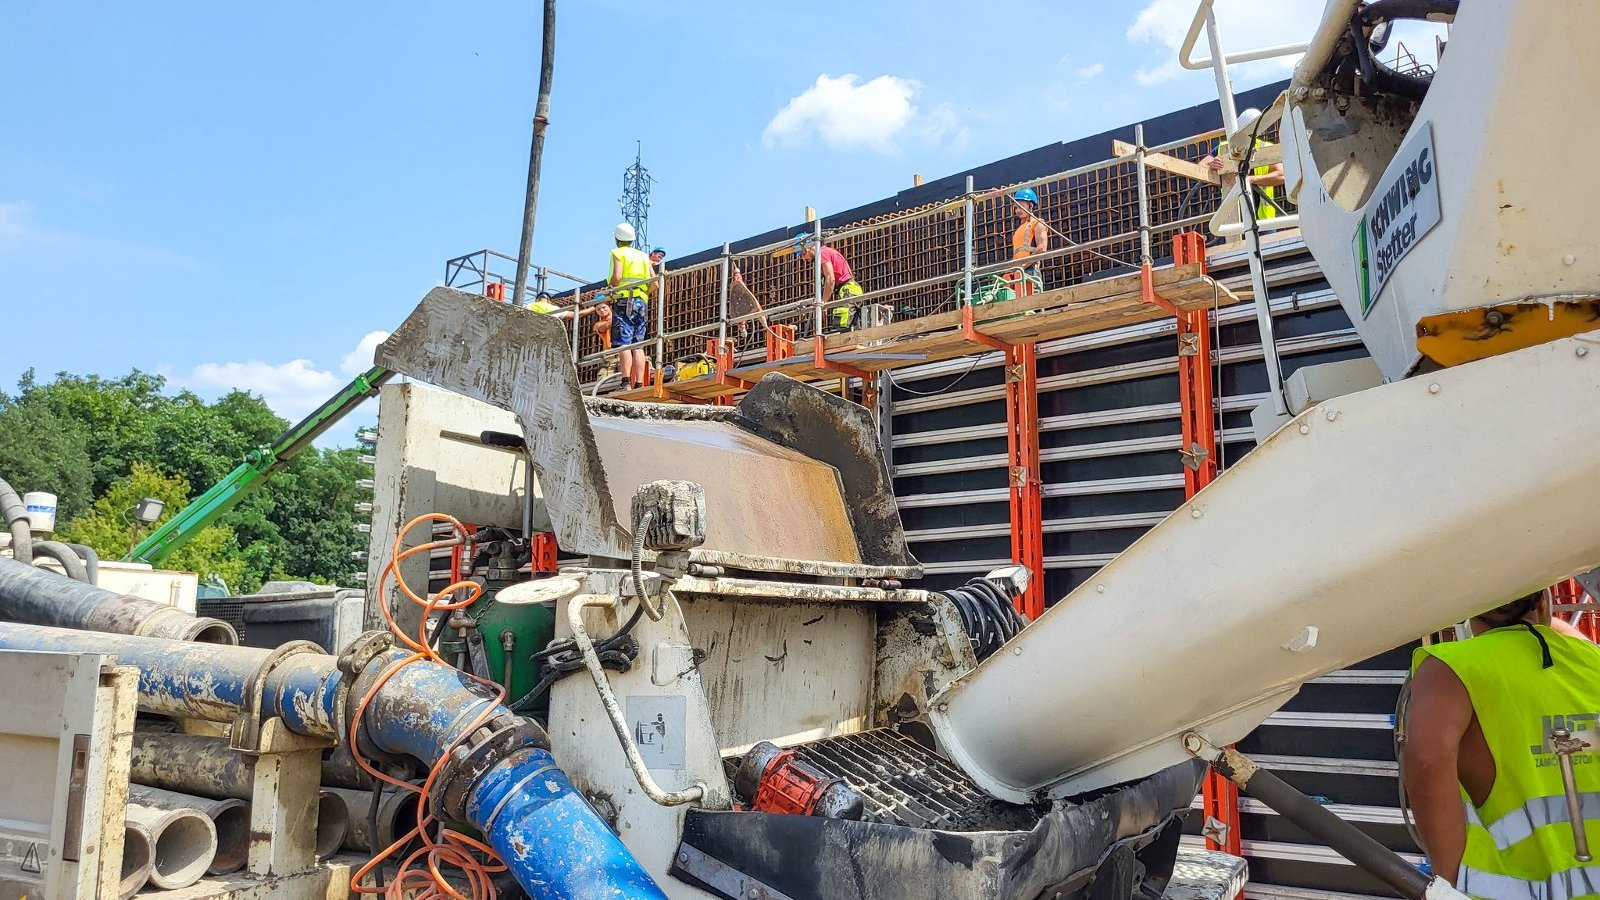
[1190,508,1202,518]
[1298,424,1310,434]
[1325,410,1338,421]
[1578,347,1590,358]
[937,703,948,712]
[1428,383,1441,394]
[1012,646,1023,655]
[1096,584,1105,593]
[1565,254,1577,266]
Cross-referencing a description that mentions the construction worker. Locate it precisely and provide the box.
[1202,108,1285,223]
[526,290,594,324]
[608,223,653,389]
[649,247,667,275]
[1402,587,1600,898]
[799,242,862,334]
[1009,187,1049,298]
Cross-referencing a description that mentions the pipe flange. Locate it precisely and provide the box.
[431,715,551,820]
[337,630,395,678]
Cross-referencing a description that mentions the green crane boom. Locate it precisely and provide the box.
[129,365,393,565]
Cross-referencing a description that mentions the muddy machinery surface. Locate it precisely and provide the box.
[372,287,1210,900]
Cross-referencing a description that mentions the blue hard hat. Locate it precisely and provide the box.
[651,246,666,256]
[1014,188,1039,205]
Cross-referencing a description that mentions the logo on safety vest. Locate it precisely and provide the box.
[1530,713,1599,758]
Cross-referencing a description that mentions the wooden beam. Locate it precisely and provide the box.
[1114,140,1220,185]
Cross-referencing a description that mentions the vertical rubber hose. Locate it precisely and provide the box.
[0,476,32,565]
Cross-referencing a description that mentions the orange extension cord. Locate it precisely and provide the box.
[348,513,510,900]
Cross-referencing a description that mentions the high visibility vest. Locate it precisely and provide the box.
[1413,626,1600,900]
[528,299,559,315]
[1215,137,1279,220]
[609,246,653,300]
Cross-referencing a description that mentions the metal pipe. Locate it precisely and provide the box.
[119,824,154,900]
[1291,0,1362,93]
[717,242,731,350]
[30,540,89,582]
[0,622,664,898]
[812,216,825,337]
[324,785,420,854]
[963,176,975,305]
[315,790,351,859]
[128,784,249,874]
[1180,0,1309,72]
[1135,123,1153,266]
[125,802,216,890]
[0,476,32,565]
[0,556,236,643]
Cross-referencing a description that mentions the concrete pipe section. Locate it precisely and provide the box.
[316,790,352,860]
[324,785,420,853]
[0,556,236,644]
[125,802,217,890]
[128,784,249,875]
[118,824,155,900]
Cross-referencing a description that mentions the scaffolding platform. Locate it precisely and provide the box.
[614,262,1239,403]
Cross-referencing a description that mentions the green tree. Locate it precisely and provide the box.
[17,370,167,498]
[0,400,95,520]
[58,463,248,590]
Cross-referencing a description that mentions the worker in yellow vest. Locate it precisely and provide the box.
[1404,587,1600,899]
[526,290,594,323]
[608,223,653,389]
[1201,108,1285,223]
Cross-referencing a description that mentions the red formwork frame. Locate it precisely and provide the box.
[960,306,1046,620]
[1161,232,1240,858]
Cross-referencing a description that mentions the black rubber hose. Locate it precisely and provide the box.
[62,543,99,585]
[939,576,1028,662]
[32,540,90,583]
[1361,0,1457,25]
[0,477,32,565]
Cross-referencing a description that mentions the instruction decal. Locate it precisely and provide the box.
[18,843,40,874]
[626,695,686,771]
[1354,122,1440,317]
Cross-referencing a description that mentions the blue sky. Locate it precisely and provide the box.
[1,0,1341,439]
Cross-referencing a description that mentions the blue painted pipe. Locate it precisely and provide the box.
[0,622,666,898]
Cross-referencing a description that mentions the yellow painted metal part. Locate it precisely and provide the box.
[673,356,715,381]
[1415,300,1600,368]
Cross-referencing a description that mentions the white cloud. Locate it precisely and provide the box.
[1077,62,1106,81]
[762,74,963,153]
[1127,0,1324,86]
[175,330,391,429]
[340,330,391,376]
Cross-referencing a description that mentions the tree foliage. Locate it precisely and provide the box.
[0,370,367,593]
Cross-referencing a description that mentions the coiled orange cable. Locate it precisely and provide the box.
[349,513,510,900]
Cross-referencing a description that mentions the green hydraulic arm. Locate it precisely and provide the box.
[129,365,393,565]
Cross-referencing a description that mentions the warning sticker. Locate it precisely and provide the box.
[626,695,687,771]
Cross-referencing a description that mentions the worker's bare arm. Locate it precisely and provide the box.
[1249,163,1286,188]
[1403,656,1476,884]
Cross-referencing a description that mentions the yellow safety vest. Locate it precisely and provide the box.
[609,246,653,300]
[527,299,559,315]
[1215,137,1279,221]
[1413,626,1600,900]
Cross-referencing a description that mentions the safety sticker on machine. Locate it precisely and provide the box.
[627,695,687,770]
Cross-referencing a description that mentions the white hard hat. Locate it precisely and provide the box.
[1237,108,1263,130]
[614,222,636,242]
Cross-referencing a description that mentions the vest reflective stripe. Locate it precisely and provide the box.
[1484,794,1600,852]
[1460,864,1600,900]
[610,247,652,299]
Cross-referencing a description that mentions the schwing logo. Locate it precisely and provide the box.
[1530,713,1599,756]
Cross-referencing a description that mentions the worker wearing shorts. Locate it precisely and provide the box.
[612,295,649,348]
[607,223,653,388]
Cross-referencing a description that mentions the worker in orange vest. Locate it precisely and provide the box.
[1008,188,1049,298]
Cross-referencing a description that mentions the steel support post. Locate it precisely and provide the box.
[1005,343,1045,620]
[1172,232,1240,859]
